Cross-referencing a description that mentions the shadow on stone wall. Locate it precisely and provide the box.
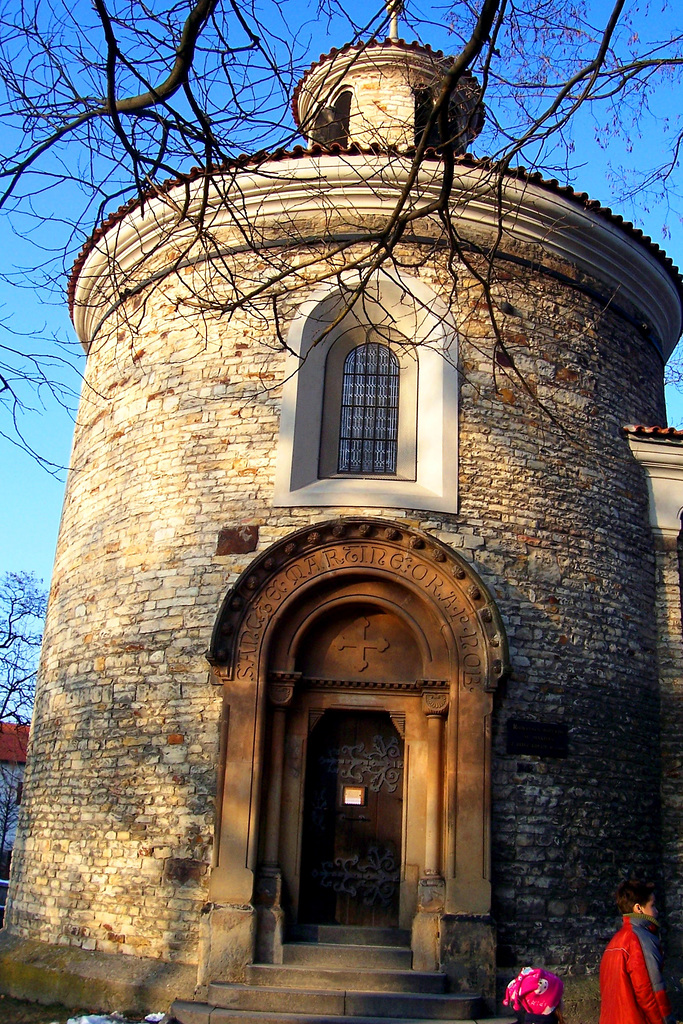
[562,975,601,1024]
[665,957,683,1022]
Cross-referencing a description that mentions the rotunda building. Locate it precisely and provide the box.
[4,29,683,1023]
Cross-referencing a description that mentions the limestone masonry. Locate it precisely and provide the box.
[5,31,683,1024]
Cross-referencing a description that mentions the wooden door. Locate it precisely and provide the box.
[299,711,404,927]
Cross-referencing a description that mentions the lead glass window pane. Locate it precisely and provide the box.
[338,343,399,474]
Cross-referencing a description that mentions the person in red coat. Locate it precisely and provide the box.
[600,879,675,1024]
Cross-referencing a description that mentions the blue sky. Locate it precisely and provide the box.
[0,276,80,587]
[2,0,683,591]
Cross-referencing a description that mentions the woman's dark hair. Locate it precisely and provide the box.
[616,879,655,914]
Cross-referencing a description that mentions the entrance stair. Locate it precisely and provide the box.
[170,926,509,1024]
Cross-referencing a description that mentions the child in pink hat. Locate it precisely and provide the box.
[503,966,565,1023]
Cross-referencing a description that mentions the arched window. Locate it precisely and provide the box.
[338,343,399,475]
[414,86,479,154]
[414,88,438,148]
[312,90,352,147]
[273,270,459,513]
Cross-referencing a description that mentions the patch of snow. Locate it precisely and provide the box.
[66,1013,166,1024]
[66,1010,167,1024]
[66,1017,119,1024]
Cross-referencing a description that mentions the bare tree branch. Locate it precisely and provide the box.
[1,0,683,460]
[0,572,46,725]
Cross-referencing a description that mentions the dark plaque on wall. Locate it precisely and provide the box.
[506,719,568,758]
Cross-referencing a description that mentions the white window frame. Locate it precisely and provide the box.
[273,269,459,513]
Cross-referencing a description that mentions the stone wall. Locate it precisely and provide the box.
[8,228,668,984]
[455,262,666,972]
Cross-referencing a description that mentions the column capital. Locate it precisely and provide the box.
[422,690,449,718]
[209,664,231,686]
[268,676,297,707]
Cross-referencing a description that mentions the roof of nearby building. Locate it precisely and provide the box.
[0,723,29,763]
[67,147,683,319]
[624,425,683,441]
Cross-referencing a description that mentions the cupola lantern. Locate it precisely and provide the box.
[293,39,485,153]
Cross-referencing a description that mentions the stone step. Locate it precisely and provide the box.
[246,963,447,993]
[341,991,484,1020]
[283,941,412,969]
[204,983,483,1019]
[289,925,412,947]
[172,1002,515,1024]
[207,982,344,1014]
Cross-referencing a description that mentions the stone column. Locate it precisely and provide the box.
[423,692,448,876]
[627,431,683,953]
[412,688,449,971]
[255,675,297,964]
[198,663,259,993]
[263,684,292,866]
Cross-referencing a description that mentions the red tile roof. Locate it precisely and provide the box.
[0,723,28,763]
[624,425,683,441]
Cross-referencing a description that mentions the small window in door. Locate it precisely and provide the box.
[342,785,366,806]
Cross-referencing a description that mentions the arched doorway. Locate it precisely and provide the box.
[202,518,508,994]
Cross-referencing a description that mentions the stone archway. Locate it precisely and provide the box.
[200,517,508,996]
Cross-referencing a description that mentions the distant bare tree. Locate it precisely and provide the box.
[0,572,46,725]
[0,729,27,879]
[0,573,42,878]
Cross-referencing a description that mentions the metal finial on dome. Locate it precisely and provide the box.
[387,0,403,42]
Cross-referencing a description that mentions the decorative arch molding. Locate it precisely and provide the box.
[209,516,508,688]
[203,517,508,989]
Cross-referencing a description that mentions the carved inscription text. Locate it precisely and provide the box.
[233,541,485,689]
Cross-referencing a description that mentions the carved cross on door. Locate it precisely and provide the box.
[335,616,390,672]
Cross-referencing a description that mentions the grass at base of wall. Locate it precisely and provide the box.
[0,995,82,1024]
[0,995,154,1024]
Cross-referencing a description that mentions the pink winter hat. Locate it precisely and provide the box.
[504,967,564,1014]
